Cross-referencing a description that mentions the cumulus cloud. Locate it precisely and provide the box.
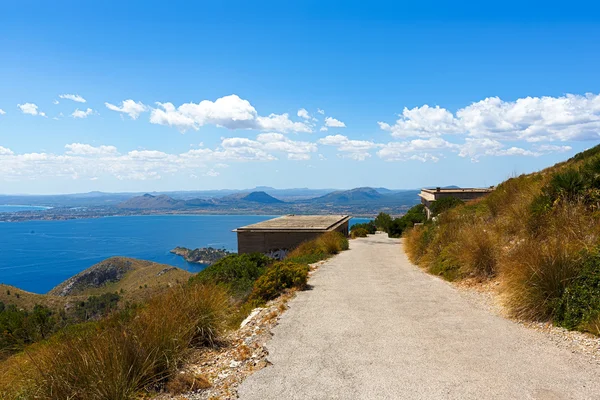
[0,109,6,115]
[318,134,379,161]
[59,94,86,103]
[0,146,13,155]
[324,117,346,128]
[18,103,46,117]
[317,108,325,115]
[379,105,461,138]
[105,99,148,119]
[320,126,328,132]
[53,100,59,105]
[457,138,539,162]
[65,143,118,156]
[150,95,312,133]
[379,93,600,142]
[297,108,310,119]
[71,108,96,119]
[377,138,458,162]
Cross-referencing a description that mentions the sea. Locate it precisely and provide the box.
[0,214,370,294]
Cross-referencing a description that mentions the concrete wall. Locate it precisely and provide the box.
[237,220,349,259]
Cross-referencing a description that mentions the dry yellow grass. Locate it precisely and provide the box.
[0,283,230,400]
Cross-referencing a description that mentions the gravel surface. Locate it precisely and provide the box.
[238,234,600,400]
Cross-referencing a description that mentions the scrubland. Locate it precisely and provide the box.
[404,145,600,335]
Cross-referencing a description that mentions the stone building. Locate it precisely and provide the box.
[419,187,494,219]
[235,215,350,259]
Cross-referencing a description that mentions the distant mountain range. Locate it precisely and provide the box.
[0,186,424,219]
[116,187,421,213]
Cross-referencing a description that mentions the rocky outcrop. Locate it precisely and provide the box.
[170,247,231,265]
[49,257,134,296]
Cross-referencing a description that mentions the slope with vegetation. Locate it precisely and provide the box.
[404,145,600,335]
[0,231,350,400]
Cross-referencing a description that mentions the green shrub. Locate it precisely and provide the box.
[374,212,392,232]
[554,249,600,330]
[250,261,310,303]
[351,221,376,234]
[430,196,464,217]
[351,227,369,238]
[189,253,271,300]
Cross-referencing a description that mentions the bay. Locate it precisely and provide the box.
[0,215,370,294]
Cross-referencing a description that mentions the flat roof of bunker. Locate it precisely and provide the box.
[235,215,351,232]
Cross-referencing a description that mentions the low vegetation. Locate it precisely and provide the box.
[372,206,428,238]
[0,231,350,399]
[404,145,600,335]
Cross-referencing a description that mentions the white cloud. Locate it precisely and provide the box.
[53,100,59,105]
[317,108,325,115]
[320,126,328,132]
[318,134,379,161]
[59,94,86,103]
[0,146,13,155]
[457,138,540,162]
[377,138,458,162]
[204,169,220,177]
[17,103,46,117]
[533,144,572,153]
[105,99,148,119]
[256,113,312,133]
[65,143,118,156]
[324,116,346,128]
[0,109,6,115]
[71,108,96,119]
[150,95,312,133]
[379,105,461,138]
[379,93,600,142]
[297,108,310,119]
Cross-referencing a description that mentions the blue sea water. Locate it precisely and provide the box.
[0,215,370,294]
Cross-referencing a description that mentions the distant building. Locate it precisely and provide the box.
[234,215,351,259]
[419,187,494,219]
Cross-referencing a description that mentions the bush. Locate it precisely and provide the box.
[502,238,582,321]
[374,212,392,232]
[317,231,348,254]
[351,221,376,235]
[351,227,369,238]
[554,249,600,330]
[189,253,271,300]
[250,261,310,303]
[430,196,464,217]
[287,231,348,263]
[456,224,498,278]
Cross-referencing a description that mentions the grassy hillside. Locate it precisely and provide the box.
[404,145,600,335]
[0,284,73,312]
[49,257,191,302]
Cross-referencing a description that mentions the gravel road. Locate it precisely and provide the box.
[238,234,600,400]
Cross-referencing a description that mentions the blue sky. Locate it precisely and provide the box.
[1,1,599,194]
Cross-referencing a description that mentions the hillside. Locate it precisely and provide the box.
[49,257,191,300]
[118,193,186,209]
[310,187,383,204]
[404,144,600,335]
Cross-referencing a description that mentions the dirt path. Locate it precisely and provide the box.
[238,234,600,400]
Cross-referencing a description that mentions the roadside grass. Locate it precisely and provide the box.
[0,284,229,400]
[402,144,600,335]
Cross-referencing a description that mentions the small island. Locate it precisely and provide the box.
[170,246,231,265]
